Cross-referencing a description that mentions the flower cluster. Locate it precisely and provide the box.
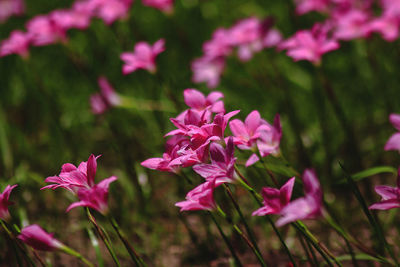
[141,89,283,211]
[0,0,24,23]
[191,17,282,88]
[42,154,117,215]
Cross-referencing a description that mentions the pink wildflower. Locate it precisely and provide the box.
[0,30,30,58]
[42,154,100,193]
[0,0,25,23]
[50,7,92,31]
[91,0,132,25]
[67,176,117,215]
[384,114,400,152]
[203,28,233,58]
[142,0,174,14]
[90,77,121,114]
[183,88,225,114]
[26,15,67,46]
[276,169,323,226]
[369,167,400,210]
[120,38,165,74]
[369,14,400,41]
[0,184,17,221]
[175,180,217,211]
[332,9,372,40]
[279,23,340,64]
[193,137,237,186]
[252,177,295,216]
[294,0,331,15]
[18,224,63,251]
[191,56,225,89]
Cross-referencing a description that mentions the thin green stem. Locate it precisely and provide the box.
[60,245,94,267]
[108,216,146,267]
[85,208,121,267]
[208,211,243,267]
[222,184,267,266]
[298,232,318,266]
[87,227,104,267]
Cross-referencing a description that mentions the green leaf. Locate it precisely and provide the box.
[337,166,397,184]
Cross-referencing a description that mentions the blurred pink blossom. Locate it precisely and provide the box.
[0,0,25,23]
[18,224,63,251]
[276,169,323,226]
[332,9,372,40]
[253,177,295,216]
[121,38,165,74]
[191,56,225,89]
[369,168,400,210]
[294,0,330,14]
[142,0,174,14]
[26,15,67,46]
[0,30,30,58]
[384,114,400,152]
[90,77,121,114]
[0,184,17,221]
[279,23,340,64]
[91,0,132,25]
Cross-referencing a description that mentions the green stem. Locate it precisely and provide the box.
[60,245,94,267]
[85,208,121,267]
[298,232,318,266]
[87,227,104,267]
[208,211,243,267]
[256,152,279,187]
[108,216,146,267]
[222,184,267,267]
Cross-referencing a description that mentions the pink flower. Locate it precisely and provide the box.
[92,0,132,25]
[276,169,323,227]
[18,224,63,251]
[90,77,121,114]
[229,110,264,150]
[183,88,225,114]
[26,15,67,46]
[120,38,165,74]
[175,180,217,211]
[50,7,92,31]
[42,154,100,193]
[385,114,400,152]
[191,56,225,89]
[369,168,400,210]
[203,28,233,58]
[0,0,25,23]
[332,9,372,40]
[279,23,340,64]
[0,184,17,221]
[294,0,331,15]
[67,176,117,215]
[142,0,174,14]
[193,137,237,185]
[229,17,261,46]
[244,114,282,167]
[369,14,400,41]
[0,30,30,58]
[252,177,295,216]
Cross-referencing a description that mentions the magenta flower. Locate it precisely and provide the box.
[203,28,233,58]
[0,0,25,23]
[42,154,100,193]
[120,38,165,74]
[384,114,400,152]
[0,184,17,221]
[142,0,174,14]
[252,177,295,216]
[50,8,92,31]
[279,23,340,64]
[229,17,261,47]
[294,0,330,15]
[175,180,217,211]
[0,30,30,58]
[191,56,225,89]
[244,114,282,167]
[369,14,400,41]
[276,169,323,226]
[92,0,132,25]
[26,15,67,46]
[183,88,225,114]
[230,110,264,150]
[193,137,237,185]
[369,168,400,210]
[67,176,117,215]
[90,77,121,114]
[18,224,63,251]
[332,9,372,40]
